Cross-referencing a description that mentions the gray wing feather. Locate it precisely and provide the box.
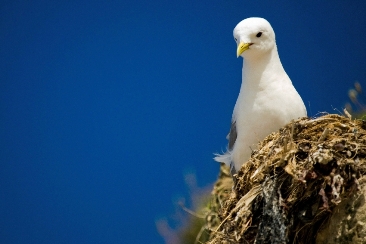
[228,120,237,175]
[228,121,237,150]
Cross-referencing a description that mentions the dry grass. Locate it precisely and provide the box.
[204,114,366,243]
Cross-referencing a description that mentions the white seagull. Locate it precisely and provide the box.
[215,17,307,175]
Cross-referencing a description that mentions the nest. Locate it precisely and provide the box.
[206,114,366,244]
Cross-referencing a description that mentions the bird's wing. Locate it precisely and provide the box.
[215,119,238,175]
[228,120,237,150]
[227,120,237,175]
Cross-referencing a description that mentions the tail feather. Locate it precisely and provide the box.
[213,152,231,166]
[214,152,237,176]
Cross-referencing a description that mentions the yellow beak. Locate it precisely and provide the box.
[236,42,251,57]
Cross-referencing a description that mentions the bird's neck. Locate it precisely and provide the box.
[241,46,287,92]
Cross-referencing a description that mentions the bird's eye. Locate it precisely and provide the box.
[256,32,262,38]
[234,37,237,42]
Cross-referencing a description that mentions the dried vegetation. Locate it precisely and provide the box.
[204,114,366,244]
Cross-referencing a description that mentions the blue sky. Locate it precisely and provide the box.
[1,1,366,243]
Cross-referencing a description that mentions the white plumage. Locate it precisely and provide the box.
[215,17,307,174]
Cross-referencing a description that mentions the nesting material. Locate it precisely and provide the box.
[207,114,366,244]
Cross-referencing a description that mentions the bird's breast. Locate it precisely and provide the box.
[234,83,306,134]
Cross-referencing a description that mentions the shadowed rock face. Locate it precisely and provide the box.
[206,114,366,244]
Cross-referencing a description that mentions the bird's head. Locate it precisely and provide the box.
[233,17,276,59]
